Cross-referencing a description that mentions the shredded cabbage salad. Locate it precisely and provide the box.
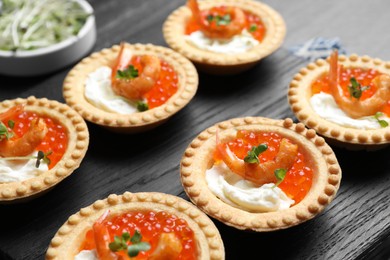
[0,0,91,51]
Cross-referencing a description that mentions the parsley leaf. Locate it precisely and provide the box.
[244,144,267,164]
[206,14,231,26]
[249,24,257,32]
[109,231,151,258]
[347,77,369,99]
[116,65,139,80]
[128,242,151,257]
[109,232,130,252]
[36,151,52,168]
[0,121,14,141]
[273,168,287,188]
[136,101,149,112]
[374,112,389,128]
[8,120,14,129]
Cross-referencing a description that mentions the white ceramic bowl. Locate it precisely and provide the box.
[0,0,96,77]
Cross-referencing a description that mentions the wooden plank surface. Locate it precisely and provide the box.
[0,0,390,259]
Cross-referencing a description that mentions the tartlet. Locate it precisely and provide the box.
[63,42,198,133]
[0,96,89,203]
[46,192,225,260]
[180,117,341,231]
[288,54,390,150]
[163,0,286,75]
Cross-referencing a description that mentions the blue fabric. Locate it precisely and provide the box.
[289,37,347,61]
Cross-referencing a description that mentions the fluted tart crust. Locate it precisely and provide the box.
[163,0,286,75]
[288,54,390,150]
[0,96,89,203]
[63,43,198,133]
[46,192,224,260]
[180,117,341,232]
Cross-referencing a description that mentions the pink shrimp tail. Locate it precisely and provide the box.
[93,210,124,260]
[187,0,202,24]
[0,105,24,122]
[329,49,339,90]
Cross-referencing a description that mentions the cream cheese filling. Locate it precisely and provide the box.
[205,163,294,212]
[185,29,259,54]
[0,151,49,183]
[310,92,390,130]
[84,66,138,114]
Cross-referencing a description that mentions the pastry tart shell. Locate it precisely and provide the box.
[180,117,341,232]
[163,0,286,75]
[63,43,198,133]
[0,96,89,203]
[46,192,225,260]
[288,54,390,150]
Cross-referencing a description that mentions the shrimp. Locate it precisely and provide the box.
[329,50,390,118]
[217,138,298,185]
[148,233,182,260]
[187,0,246,40]
[111,43,161,100]
[0,118,47,158]
[93,211,125,260]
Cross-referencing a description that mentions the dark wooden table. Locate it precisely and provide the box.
[1,0,390,259]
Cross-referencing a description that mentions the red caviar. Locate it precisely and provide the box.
[311,67,390,117]
[214,130,313,204]
[81,210,198,259]
[185,7,266,42]
[4,110,68,169]
[130,56,178,109]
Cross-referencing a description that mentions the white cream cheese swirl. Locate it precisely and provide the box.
[74,250,97,260]
[84,66,138,114]
[185,29,259,54]
[0,151,49,183]
[206,163,294,212]
[310,92,390,130]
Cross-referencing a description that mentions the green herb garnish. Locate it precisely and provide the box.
[273,168,287,188]
[347,77,370,99]
[136,101,149,112]
[0,121,14,141]
[244,144,267,164]
[116,65,139,80]
[36,150,52,168]
[206,14,232,26]
[249,24,257,32]
[0,150,52,168]
[109,231,151,258]
[374,112,389,128]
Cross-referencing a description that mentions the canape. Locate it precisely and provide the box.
[180,117,341,231]
[46,192,224,260]
[0,96,89,203]
[63,42,198,133]
[288,51,390,150]
[163,0,286,75]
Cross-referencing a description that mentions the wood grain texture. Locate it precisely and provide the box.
[0,0,389,259]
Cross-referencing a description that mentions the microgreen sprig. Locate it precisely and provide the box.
[136,101,149,112]
[116,65,139,80]
[0,150,52,168]
[0,120,14,141]
[109,230,151,258]
[244,144,268,164]
[272,168,287,188]
[347,77,370,99]
[206,14,231,26]
[374,112,389,128]
[249,24,257,32]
